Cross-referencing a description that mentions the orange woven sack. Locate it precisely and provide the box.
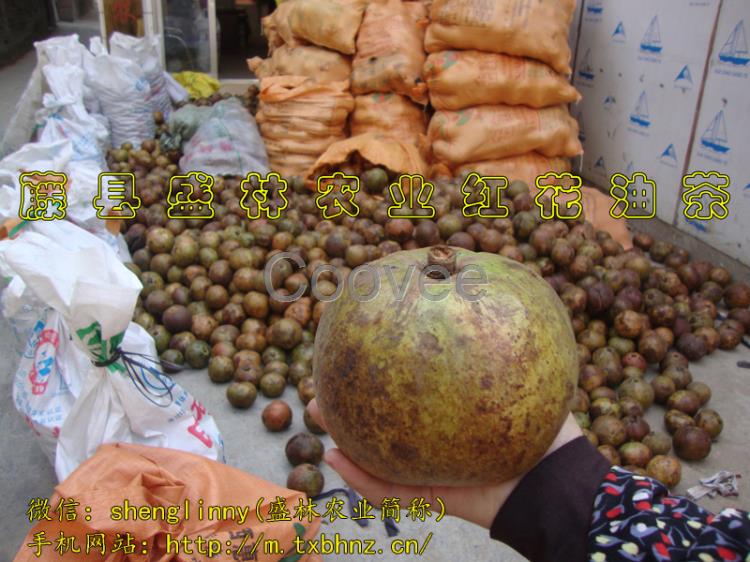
[454,153,571,186]
[248,44,352,82]
[424,50,581,110]
[257,76,354,177]
[288,0,369,55]
[262,1,301,53]
[350,93,427,146]
[305,133,428,184]
[352,0,428,104]
[14,443,322,562]
[424,0,577,74]
[428,105,582,167]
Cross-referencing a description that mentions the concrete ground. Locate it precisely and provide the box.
[2,313,749,560]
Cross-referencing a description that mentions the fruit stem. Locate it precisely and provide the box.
[427,246,457,278]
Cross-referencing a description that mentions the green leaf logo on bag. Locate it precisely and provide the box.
[456,109,471,127]
[441,51,459,70]
[76,322,126,373]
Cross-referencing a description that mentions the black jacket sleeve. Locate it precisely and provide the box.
[489,435,612,562]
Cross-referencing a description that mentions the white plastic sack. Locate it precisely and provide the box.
[85,38,155,148]
[0,140,128,260]
[180,98,269,177]
[165,71,190,104]
[0,221,224,481]
[0,35,98,158]
[36,64,110,168]
[110,32,173,117]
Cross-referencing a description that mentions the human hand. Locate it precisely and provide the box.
[307,399,582,529]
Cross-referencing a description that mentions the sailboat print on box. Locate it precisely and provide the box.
[674,65,693,89]
[660,144,678,167]
[701,111,730,154]
[719,21,749,66]
[630,92,651,128]
[587,0,603,15]
[578,50,595,80]
[640,16,663,54]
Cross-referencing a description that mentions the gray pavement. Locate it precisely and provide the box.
[1,307,749,560]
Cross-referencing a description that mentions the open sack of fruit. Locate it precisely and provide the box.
[0,220,223,481]
[14,442,322,562]
[257,76,354,178]
[305,133,428,184]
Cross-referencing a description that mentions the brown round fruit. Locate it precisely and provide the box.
[666,390,701,416]
[664,409,695,435]
[622,415,650,442]
[643,432,672,455]
[597,444,621,466]
[694,409,723,439]
[646,455,681,488]
[286,463,324,498]
[687,382,711,406]
[262,400,293,432]
[591,415,627,447]
[297,376,316,405]
[226,381,257,409]
[304,406,326,435]
[619,442,652,468]
[313,247,578,486]
[651,376,677,405]
[259,373,286,398]
[285,432,324,466]
[208,356,235,383]
[673,426,711,461]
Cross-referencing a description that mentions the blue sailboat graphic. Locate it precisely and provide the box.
[613,22,626,42]
[578,49,595,80]
[660,144,678,167]
[578,114,586,142]
[587,0,603,15]
[594,157,606,174]
[604,95,616,112]
[640,16,663,54]
[701,111,730,154]
[629,92,651,127]
[719,21,749,66]
[674,65,693,88]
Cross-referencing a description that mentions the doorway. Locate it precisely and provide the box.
[160,0,272,80]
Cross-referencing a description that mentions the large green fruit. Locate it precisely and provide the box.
[314,246,577,486]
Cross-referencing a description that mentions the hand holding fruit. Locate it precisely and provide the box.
[308,399,583,529]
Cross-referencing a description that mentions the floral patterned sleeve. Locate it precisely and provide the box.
[490,436,750,562]
[588,466,750,562]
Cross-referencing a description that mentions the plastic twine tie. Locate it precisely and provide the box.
[94,347,179,407]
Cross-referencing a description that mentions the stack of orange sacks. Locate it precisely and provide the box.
[349,0,429,148]
[249,0,368,177]
[423,0,583,185]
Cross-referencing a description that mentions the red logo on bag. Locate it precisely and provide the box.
[29,329,59,395]
[188,400,213,448]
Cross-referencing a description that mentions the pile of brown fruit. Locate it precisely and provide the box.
[173,84,259,116]
[118,111,750,491]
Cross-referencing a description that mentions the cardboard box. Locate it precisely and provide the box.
[677,0,750,265]
[572,0,721,224]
